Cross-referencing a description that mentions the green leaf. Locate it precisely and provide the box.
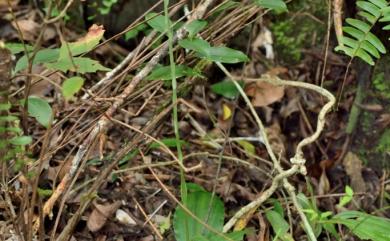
[58,26,105,59]
[26,96,52,127]
[346,18,371,33]
[358,11,377,24]
[343,26,365,41]
[237,140,255,155]
[62,76,85,100]
[46,57,110,73]
[173,183,224,241]
[0,115,19,122]
[368,0,388,8]
[338,185,354,207]
[332,211,390,241]
[146,12,172,33]
[5,42,33,54]
[146,65,202,80]
[203,46,249,63]
[179,38,249,63]
[265,210,294,241]
[179,38,211,56]
[37,188,53,197]
[124,23,148,40]
[356,48,375,65]
[185,20,208,38]
[0,102,11,111]
[253,0,288,12]
[9,135,32,145]
[149,138,189,149]
[357,1,381,17]
[15,48,59,73]
[366,31,386,53]
[211,80,244,99]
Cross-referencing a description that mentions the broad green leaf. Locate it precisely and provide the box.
[149,138,189,149]
[146,13,172,33]
[346,18,371,33]
[253,0,288,12]
[366,31,386,53]
[26,96,52,127]
[5,43,33,54]
[46,57,110,73]
[358,11,377,24]
[380,14,390,22]
[203,46,249,63]
[331,211,390,241]
[124,23,148,40]
[58,24,105,59]
[237,140,255,155]
[213,0,240,14]
[211,80,244,99]
[146,65,202,80]
[206,230,248,241]
[0,115,19,122]
[357,1,381,17]
[0,126,22,133]
[361,40,380,58]
[37,188,53,197]
[0,102,11,111]
[185,20,208,38]
[265,210,293,241]
[335,45,355,57]
[180,38,249,63]
[179,38,211,56]
[338,185,354,207]
[383,24,390,30]
[368,0,388,8]
[173,183,224,241]
[356,48,375,65]
[62,76,85,100]
[9,136,32,145]
[343,26,365,41]
[15,48,59,73]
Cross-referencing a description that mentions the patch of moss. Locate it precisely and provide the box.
[270,0,327,63]
[376,129,390,154]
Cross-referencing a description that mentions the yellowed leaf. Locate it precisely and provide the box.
[222,103,232,120]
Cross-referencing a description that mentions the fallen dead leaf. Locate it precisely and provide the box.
[12,19,40,41]
[245,81,284,107]
[87,201,121,232]
[343,152,366,194]
[116,209,137,226]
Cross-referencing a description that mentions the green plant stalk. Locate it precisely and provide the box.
[345,64,370,134]
[163,0,187,212]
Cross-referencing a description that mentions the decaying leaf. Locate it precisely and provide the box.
[116,209,137,226]
[87,201,121,232]
[245,81,285,107]
[343,152,366,194]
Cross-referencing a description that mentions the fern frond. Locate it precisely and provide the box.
[335,0,390,65]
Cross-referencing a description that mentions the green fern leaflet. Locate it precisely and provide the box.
[336,0,390,65]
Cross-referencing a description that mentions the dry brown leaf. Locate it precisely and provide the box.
[333,0,344,46]
[343,152,366,193]
[0,0,19,9]
[87,201,121,232]
[12,19,40,41]
[245,81,285,107]
[115,209,137,226]
[318,168,330,195]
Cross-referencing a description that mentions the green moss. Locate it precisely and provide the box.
[376,129,390,153]
[372,72,390,99]
[269,0,327,63]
